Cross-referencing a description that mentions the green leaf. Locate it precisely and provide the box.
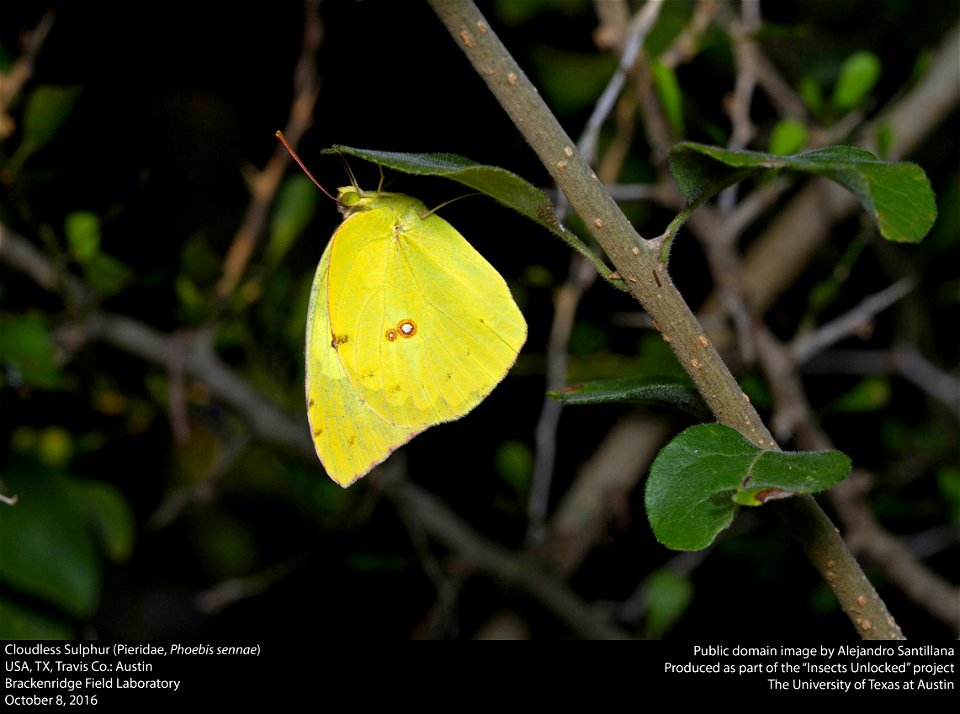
[0,597,74,640]
[832,51,881,112]
[266,175,319,269]
[64,211,132,296]
[548,375,710,419]
[325,145,625,290]
[823,377,891,414]
[38,426,72,467]
[529,45,617,114]
[667,142,937,243]
[75,480,136,563]
[175,275,207,316]
[65,211,101,262]
[9,85,81,171]
[645,424,851,551]
[0,314,62,389]
[644,568,693,638]
[0,460,135,617]
[936,466,959,523]
[799,76,824,117]
[495,439,533,496]
[83,253,133,297]
[874,121,894,160]
[651,60,684,136]
[768,119,808,155]
[344,551,408,572]
[0,466,99,617]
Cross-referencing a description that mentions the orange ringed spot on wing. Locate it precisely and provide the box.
[386,319,417,342]
[398,319,417,338]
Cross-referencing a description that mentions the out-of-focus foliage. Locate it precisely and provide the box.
[0,0,956,641]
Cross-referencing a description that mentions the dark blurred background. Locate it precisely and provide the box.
[1,0,957,641]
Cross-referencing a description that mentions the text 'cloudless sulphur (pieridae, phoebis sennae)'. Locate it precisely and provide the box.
[305,187,527,487]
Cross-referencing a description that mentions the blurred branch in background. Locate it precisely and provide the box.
[752,328,960,630]
[671,15,960,630]
[700,21,960,329]
[0,225,631,639]
[0,10,55,139]
[804,348,960,422]
[529,1,958,635]
[215,0,323,302]
[527,0,664,546]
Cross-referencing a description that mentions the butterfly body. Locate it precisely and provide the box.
[306,187,527,486]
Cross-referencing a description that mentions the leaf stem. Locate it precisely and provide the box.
[427,0,904,639]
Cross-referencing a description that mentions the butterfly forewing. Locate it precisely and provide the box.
[328,194,527,430]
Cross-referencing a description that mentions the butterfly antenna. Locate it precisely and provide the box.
[421,192,483,219]
[275,131,338,202]
[333,151,361,193]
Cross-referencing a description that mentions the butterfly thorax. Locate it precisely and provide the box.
[336,187,428,223]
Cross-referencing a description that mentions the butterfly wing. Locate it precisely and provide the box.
[328,196,527,430]
[305,236,420,487]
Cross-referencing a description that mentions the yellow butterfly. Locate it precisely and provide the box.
[305,185,527,487]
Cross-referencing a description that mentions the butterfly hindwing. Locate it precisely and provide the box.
[305,238,419,487]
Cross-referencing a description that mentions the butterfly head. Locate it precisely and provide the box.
[336,187,366,218]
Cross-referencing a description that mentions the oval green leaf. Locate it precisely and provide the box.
[266,174,319,269]
[668,142,936,244]
[832,51,881,112]
[548,375,710,419]
[645,424,851,551]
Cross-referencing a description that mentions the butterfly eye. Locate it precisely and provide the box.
[340,190,361,207]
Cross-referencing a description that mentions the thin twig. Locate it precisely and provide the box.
[726,0,760,153]
[167,331,192,443]
[149,430,254,530]
[0,9,56,136]
[578,0,663,166]
[805,347,960,421]
[751,44,810,121]
[616,549,710,627]
[195,554,307,615]
[215,0,323,301]
[703,21,960,326]
[527,256,594,544]
[538,414,672,577]
[385,480,632,640]
[721,175,791,241]
[528,1,663,545]
[716,1,760,214]
[791,278,915,364]
[894,346,960,420]
[659,0,719,70]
